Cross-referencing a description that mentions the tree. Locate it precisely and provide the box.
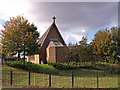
[77,36,93,62]
[64,36,93,63]
[63,43,79,63]
[1,16,40,62]
[111,27,120,63]
[92,28,112,61]
[118,27,120,63]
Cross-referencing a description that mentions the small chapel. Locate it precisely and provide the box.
[27,16,66,64]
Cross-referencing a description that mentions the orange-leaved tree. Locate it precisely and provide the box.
[92,28,112,60]
[1,16,40,62]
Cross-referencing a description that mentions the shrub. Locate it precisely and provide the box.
[6,60,59,75]
[6,60,23,68]
[48,62,79,70]
[45,61,120,74]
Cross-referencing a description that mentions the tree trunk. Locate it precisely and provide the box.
[23,47,25,64]
[18,51,20,61]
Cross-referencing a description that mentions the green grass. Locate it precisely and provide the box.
[2,65,119,88]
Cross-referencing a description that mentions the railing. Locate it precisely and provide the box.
[2,70,118,88]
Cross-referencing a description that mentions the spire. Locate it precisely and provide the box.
[52,16,56,23]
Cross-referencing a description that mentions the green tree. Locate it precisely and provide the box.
[64,36,93,63]
[1,16,40,62]
[111,27,120,63]
[63,43,79,63]
[77,36,93,62]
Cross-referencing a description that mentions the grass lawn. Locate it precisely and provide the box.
[2,65,118,88]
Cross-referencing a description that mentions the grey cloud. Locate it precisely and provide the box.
[30,2,118,32]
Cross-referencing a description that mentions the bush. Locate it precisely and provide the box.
[92,62,120,74]
[48,62,79,70]
[6,60,23,68]
[6,60,59,75]
[48,61,120,74]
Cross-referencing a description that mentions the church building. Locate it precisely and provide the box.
[27,16,66,64]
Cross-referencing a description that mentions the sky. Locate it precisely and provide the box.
[0,0,118,44]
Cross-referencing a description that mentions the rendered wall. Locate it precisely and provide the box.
[46,47,56,63]
[27,54,40,64]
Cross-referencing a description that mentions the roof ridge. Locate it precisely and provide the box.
[38,22,54,46]
[38,18,66,47]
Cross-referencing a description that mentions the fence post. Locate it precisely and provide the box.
[97,71,99,88]
[72,71,74,87]
[29,72,30,85]
[49,73,51,87]
[10,71,12,85]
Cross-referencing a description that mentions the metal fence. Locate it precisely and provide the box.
[2,70,118,88]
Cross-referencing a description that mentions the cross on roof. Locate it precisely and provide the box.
[52,16,56,23]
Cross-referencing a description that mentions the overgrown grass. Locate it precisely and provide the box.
[2,65,119,88]
[3,60,119,88]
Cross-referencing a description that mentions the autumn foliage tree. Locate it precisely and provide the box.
[92,28,112,61]
[1,16,40,62]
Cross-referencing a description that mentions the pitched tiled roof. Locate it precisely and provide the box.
[38,23,53,47]
[38,21,66,47]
